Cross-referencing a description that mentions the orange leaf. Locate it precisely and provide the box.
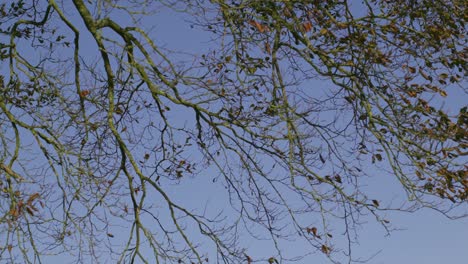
[302,21,313,32]
[265,42,271,54]
[249,20,266,33]
[27,193,40,205]
[311,227,318,236]
[80,90,90,97]
[9,208,19,218]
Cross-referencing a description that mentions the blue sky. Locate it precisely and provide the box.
[112,5,468,263]
[1,1,467,263]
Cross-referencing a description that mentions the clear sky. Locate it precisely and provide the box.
[1,1,467,264]
[128,5,468,264]
[147,8,468,264]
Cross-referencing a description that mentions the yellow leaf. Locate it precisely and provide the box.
[439,73,449,79]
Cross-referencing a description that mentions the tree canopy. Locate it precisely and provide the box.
[0,0,466,263]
